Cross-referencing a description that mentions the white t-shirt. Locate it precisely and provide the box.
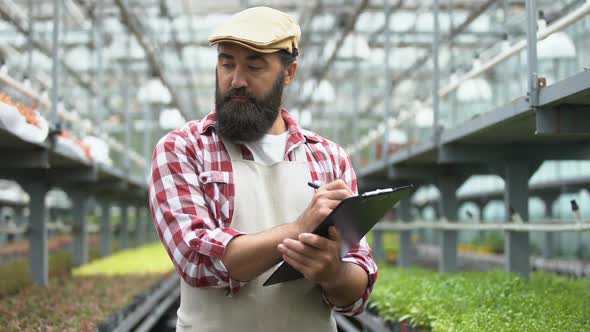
[245,131,289,165]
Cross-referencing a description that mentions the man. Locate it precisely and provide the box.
[149,6,377,332]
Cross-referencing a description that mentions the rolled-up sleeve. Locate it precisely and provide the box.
[324,145,378,316]
[148,130,245,295]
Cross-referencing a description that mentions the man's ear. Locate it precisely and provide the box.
[283,61,298,86]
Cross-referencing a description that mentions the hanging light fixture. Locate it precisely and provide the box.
[414,101,433,128]
[313,80,336,104]
[301,79,317,101]
[339,33,371,60]
[388,127,408,145]
[537,10,548,31]
[538,32,577,59]
[159,107,185,130]
[137,75,171,104]
[456,53,492,102]
[457,78,493,101]
[66,46,93,71]
[535,9,577,59]
[500,33,511,52]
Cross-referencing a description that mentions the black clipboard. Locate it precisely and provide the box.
[263,185,414,286]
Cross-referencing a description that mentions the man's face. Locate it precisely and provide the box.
[214,43,286,143]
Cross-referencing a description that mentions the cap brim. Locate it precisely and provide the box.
[210,39,282,54]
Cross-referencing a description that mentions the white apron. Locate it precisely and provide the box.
[176,138,337,332]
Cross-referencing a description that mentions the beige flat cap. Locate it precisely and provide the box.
[208,6,301,56]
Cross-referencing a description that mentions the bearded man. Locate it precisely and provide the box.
[149,6,377,332]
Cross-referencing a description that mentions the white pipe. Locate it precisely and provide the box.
[439,1,590,98]
[0,70,145,168]
[0,71,44,103]
[351,1,590,157]
[374,220,590,232]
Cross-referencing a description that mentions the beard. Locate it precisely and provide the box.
[214,71,285,143]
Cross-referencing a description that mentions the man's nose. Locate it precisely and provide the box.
[231,67,248,89]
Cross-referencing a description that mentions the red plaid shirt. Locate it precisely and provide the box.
[149,109,377,316]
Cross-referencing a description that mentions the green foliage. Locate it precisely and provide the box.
[0,274,165,331]
[469,231,504,253]
[367,232,400,261]
[74,242,173,276]
[0,243,172,330]
[371,265,590,331]
[0,258,30,298]
[0,247,101,298]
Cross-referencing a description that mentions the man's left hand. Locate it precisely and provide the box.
[277,226,344,284]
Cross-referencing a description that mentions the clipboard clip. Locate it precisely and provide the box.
[362,188,394,196]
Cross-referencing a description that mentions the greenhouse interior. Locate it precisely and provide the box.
[0,0,589,331]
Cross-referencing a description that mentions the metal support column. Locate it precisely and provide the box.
[148,207,160,242]
[94,0,105,133]
[26,0,34,75]
[397,197,414,267]
[353,54,360,168]
[50,0,61,125]
[15,207,25,241]
[3,209,12,244]
[382,0,393,164]
[135,205,145,247]
[120,203,129,249]
[119,202,129,249]
[144,103,153,177]
[370,141,378,164]
[475,200,488,241]
[123,30,131,172]
[142,205,150,245]
[372,229,384,264]
[503,163,531,278]
[525,0,539,106]
[437,177,461,273]
[432,0,441,139]
[100,198,112,257]
[20,181,50,286]
[70,190,89,266]
[416,206,426,241]
[540,193,559,258]
[127,205,140,247]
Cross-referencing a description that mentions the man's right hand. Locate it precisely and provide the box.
[295,179,354,232]
[223,179,354,282]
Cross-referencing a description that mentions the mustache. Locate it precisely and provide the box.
[222,88,257,102]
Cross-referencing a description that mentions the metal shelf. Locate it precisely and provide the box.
[0,124,149,286]
[358,69,590,184]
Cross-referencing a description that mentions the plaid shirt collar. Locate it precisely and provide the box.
[198,108,321,143]
[198,108,321,159]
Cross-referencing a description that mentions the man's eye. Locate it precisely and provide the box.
[249,66,262,71]
[221,63,235,69]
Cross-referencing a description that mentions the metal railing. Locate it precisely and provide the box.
[374,219,590,232]
[371,218,590,278]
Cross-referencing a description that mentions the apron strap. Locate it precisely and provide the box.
[293,142,307,162]
[221,134,308,163]
[219,136,242,161]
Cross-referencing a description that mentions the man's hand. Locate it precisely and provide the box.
[222,180,353,283]
[278,226,344,284]
[295,179,353,233]
[278,226,369,308]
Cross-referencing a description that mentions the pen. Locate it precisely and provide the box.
[307,181,321,189]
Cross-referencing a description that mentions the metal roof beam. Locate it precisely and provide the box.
[160,0,199,115]
[296,0,370,111]
[113,0,191,120]
[298,0,322,50]
[0,1,94,93]
[360,0,499,115]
